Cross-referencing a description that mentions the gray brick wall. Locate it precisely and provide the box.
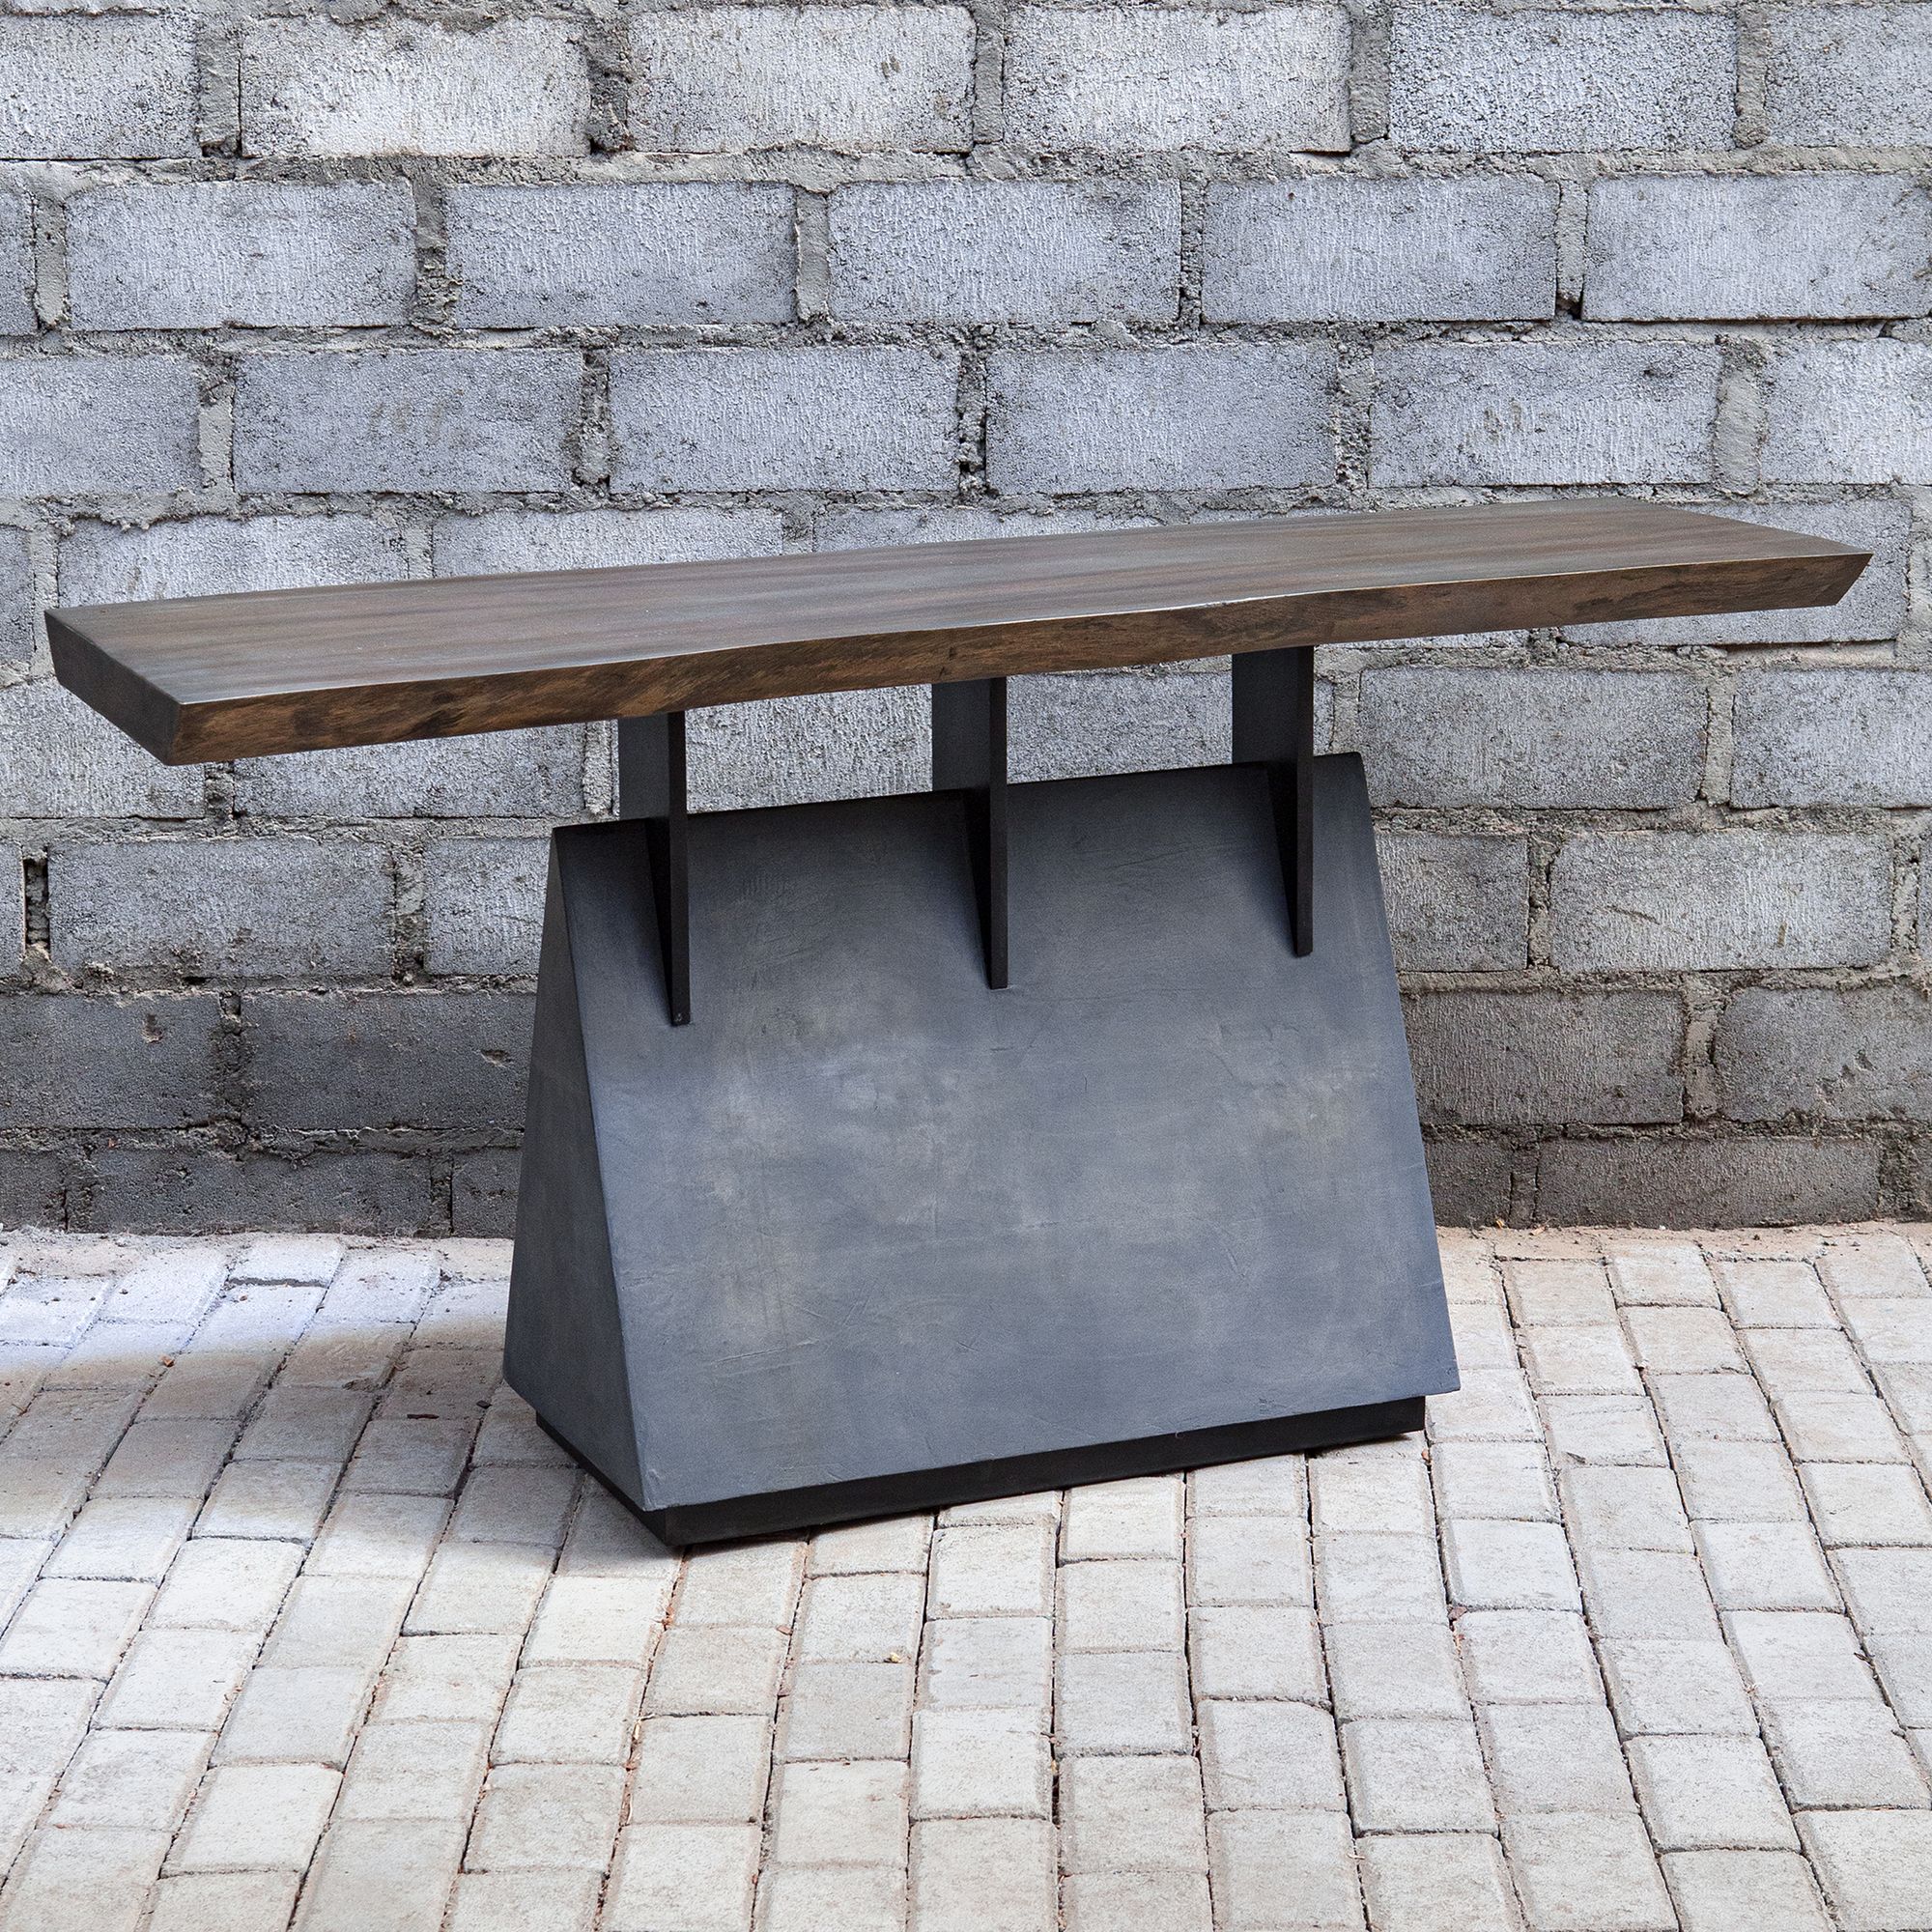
[3,0,1931,1235]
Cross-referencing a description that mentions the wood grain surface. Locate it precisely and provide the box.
[48,501,1867,764]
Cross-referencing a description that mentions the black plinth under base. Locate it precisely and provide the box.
[504,753,1457,1545]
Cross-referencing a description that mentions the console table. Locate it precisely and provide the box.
[51,502,1865,1543]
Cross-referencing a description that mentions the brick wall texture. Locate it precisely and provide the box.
[1,0,1929,1236]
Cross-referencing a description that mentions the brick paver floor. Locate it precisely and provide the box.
[5,1223,1932,1930]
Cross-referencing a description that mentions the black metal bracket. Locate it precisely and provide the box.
[617,712,691,1024]
[1232,647,1314,955]
[931,678,1009,989]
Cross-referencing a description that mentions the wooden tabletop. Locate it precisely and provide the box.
[50,501,1866,765]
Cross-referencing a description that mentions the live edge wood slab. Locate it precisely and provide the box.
[50,500,1866,766]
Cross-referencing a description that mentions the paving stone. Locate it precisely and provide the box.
[1480,1701,1636,1815]
[1308,1449,1435,1536]
[807,1514,932,1575]
[766,1760,909,1868]
[1325,1618,1463,1720]
[1502,1811,1676,1931]
[643,1626,788,1717]
[1607,1243,1720,1308]
[1797,1809,1932,1932]
[929,1523,1053,1617]
[795,1571,926,1662]
[1673,1440,1809,1521]
[306,1493,450,1578]
[910,1817,1055,1932]
[469,1762,625,1870]
[1836,1548,1932,1634]
[406,1539,554,1634]
[1425,1367,1540,1443]
[1506,1260,1617,1327]
[1342,1716,1492,1833]
[1869,1633,1932,1726]
[1188,1603,1325,1702]
[1776,1390,1909,1463]
[631,1716,772,1825]
[1208,1810,1363,1930]
[675,1538,807,1629]
[1623,1306,1747,1374]
[1803,1462,1932,1546]
[230,1236,343,1286]
[446,1871,600,1932]
[1626,1733,1798,1851]
[1576,1548,1721,1640]
[1198,1698,1346,1809]
[0,1825,167,1932]
[1357,1832,1516,1932]
[196,1459,340,1541]
[525,1573,666,1667]
[148,1538,301,1632]
[1539,1394,1669,1466]
[0,1577,152,1677]
[938,1491,1061,1529]
[606,1821,760,1932]
[493,1662,639,1765]
[1432,1440,1558,1520]
[264,1575,415,1670]
[447,1464,578,1548]
[1062,1476,1184,1560]
[1443,1518,1580,1609]
[757,1864,904,1932]
[909,1708,1050,1820]
[1058,1648,1192,1754]
[146,1871,304,1932]
[1061,1870,1211,1932]
[1316,1533,1445,1623]
[96,1626,256,1731]
[373,1634,521,1725]
[1760,1698,1930,1807]
[1598,1637,1758,1735]
[1660,1850,1829,1932]
[93,1418,236,1500]
[213,1663,370,1767]
[1191,1514,1311,1606]
[1560,1464,1693,1552]
[918,1617,1051,1714]
[1695,1520,1842,1610]
[1060,1556,1184,1652]
[296,1817,468,1932]
[1457,1610,1603,1705]
[341,1420,475,1496]
[1189,1454,1306,1518]
[1717,1261,1836,1330]
[234,1386,372,1463]
[1727,1610,1881,1700]
[1652,1375,1781,1443]
[337,1718,491,1823]
[43,1495,195,1579]
[1060,1753,1207,1872]
[1741,1326,1870,1395]
[171,1761,341,1871]
[48,1726,210,1832]
[779,1661,914,1760]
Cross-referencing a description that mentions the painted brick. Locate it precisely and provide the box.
[241,993,530,1132]
[231,728,582,820]
[0,356,199,496]
[1766,4,1932,145]
[1371,342,1719,485]
[1568,501,1908,649]
[1535,1140,1880,1228]
[609,348,956,492]
[0,995,222,1131]
[0,680,202,820]
[48,838,392,980]
[1388,4,1736,151]
[68,184,413,330]
[1735,670,1932,807]
[1204,178,1558,322]
[1358,668,1704,809]
[433,508,783,578]
[447,185,794,327]
[1549,832,1891,971]
[986,346,1335,493]
[1406,990,1685,1127]
[423,840,547,979]
[0,191,31,333]
[1004,5,1351,154]
[1585,175,1932,322]
[1377,831,1529,971]
[0,14,197,159]
[1761,342,1932,484]
[631,6,974,154]
[62,516,408,606]
[242,18,588,157]
[1719,986,1932,1123]
[829,180,1179,324]
[234,351,580,494]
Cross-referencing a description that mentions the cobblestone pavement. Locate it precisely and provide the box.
[5,1226,1932,1930]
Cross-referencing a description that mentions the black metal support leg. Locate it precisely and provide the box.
[616,712,691,1024]
[931,678,1009,989]
[1232,647,1315,955]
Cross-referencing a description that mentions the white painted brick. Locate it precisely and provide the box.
[1767,3,1932,144]
[1005,5,1350,154]
[1388,4,1735,151]
[68,185,414,329]
[1206,178,1557,322]
[1371,341,1719,486]
[448,185,793,327]
[1763,340,1932,483]
[234,350,579,494]
[0,14,196,159]
[0,355,199,496]
[830,180,1178,323]
[1569,500,1908,648]
[611,347,955,491]
[1587,175,1932,321]
[986,345,1336,492]
[242,18,588,157]
[632,6,974,154]
[1549,831,1891,971]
